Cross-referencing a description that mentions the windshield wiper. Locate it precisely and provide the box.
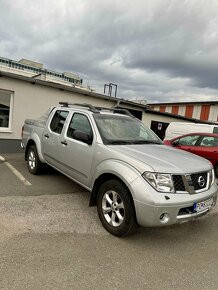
[107,140,135,145]
[107,140,162,145]
[132,140,162,145]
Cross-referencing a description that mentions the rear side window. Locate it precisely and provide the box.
[50,110,69,134]
[213,127,218,134]
[200,136,218,147]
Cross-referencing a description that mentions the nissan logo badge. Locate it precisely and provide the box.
[198,176,205,187]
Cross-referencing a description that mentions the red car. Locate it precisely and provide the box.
[164,132,218,176]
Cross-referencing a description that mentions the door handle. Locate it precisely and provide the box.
[44,134,49,138]
[61,140,68,146]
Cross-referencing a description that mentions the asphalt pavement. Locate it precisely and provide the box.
[0,153,218,290]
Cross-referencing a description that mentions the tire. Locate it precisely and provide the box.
[27,145,43,175]
[97,179,137,237]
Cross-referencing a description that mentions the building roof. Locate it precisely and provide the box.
[148,100,218,106]
[145,108,218,125]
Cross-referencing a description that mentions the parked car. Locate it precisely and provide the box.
[21,103,218,236]
[164,133,218,176]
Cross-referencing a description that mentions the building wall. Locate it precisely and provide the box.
[178,106,186,116]
[209,105,218,122]
[142,112,187,128]
[192,105,201,119]
[0,76,114,142]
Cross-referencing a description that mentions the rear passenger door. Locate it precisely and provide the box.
[42,109,69,168]
[58,112,95,188]
[194,135,218,165]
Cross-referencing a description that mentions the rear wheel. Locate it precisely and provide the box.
[97,179,137,237]
[27,145,43,175]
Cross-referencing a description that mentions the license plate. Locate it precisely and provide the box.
[193,197,214,212]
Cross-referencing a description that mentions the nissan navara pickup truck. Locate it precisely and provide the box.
[21,102,218,236]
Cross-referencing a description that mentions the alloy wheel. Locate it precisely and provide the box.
[28,149,36,171]
[102,190,125,227]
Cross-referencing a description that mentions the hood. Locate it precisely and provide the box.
[111,144,212,174]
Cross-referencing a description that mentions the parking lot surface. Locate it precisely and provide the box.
[1,153,218,290]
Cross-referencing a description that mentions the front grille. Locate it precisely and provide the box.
[172,175,186,191]
[172,171,209,193]
[190,172,208,191]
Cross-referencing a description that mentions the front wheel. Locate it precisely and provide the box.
[27,145,43,175]
[97,179,137,237]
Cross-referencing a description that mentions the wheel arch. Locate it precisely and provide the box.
[90,173,135,207]
[89,160,140,207]
[25,140,35,160]
[25,135,44,163]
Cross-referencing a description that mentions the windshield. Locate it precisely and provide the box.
[94,114,162,145]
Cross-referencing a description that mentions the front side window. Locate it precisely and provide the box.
[67,113,92,138]
[0,90,12,130]
[50,110,68,134]
[94,114,162,145]
[177,135,199,146]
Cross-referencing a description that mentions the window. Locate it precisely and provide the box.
[94,114,161,145]
[177,135,199,146]
[0,90,13,130]
[200,136,218,147]
[213,127,218,134]
[67,113,92,139]
[50,110,69,134]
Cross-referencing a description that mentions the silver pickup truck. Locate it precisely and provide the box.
[21,102,218,236]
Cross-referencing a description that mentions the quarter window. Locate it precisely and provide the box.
[50,110,69,134]
[0,90,13,130]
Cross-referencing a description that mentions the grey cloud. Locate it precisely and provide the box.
[1,0,218,102]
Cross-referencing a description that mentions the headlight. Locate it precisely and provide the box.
[143,172,174,193]
[210,168,215,185]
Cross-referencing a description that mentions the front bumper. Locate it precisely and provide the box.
[131,176,218,228]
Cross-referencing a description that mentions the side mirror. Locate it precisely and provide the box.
[172,140,179,147]
[73,130,93,145]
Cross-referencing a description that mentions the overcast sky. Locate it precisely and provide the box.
[1,0,218,103]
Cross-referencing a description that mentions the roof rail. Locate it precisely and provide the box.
[59,102,69,107]
[113,108,132,116]
[95,106,132,116]
[59,102,133,116]
[73,103,99,113]
[59,102,99,113]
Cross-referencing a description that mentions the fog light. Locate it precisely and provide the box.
[159,213,170,224]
